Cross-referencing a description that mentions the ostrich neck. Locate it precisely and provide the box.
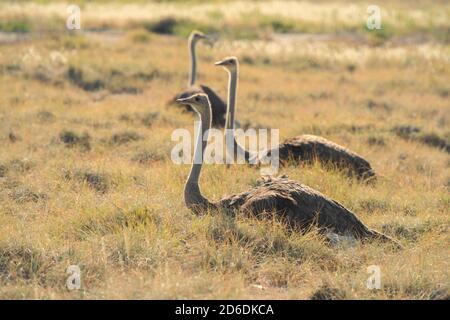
[188,37,197,86]
[225,69,237,131]
[184,105,212,212]
[225,68,256,162]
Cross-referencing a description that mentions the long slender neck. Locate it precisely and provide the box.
[225,67,256,162]
[225,68,237,131]
[184,105,213,213]
[188,36,197,86]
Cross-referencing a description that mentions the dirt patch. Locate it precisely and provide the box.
[0,31,32,45]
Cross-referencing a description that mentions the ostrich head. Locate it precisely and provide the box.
[215,56,238,72]
[177,93,211,115]
[189,30,215,47]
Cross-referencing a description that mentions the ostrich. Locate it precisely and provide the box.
[170,30,227,128]
[215,57,376,181]
[177,93,400,246]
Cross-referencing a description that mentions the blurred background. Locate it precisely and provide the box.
[0,1,448,299]
[1,1,449,43]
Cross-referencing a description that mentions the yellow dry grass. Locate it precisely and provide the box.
[0,1,449,299]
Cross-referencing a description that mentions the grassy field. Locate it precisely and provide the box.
[0,0,449,299]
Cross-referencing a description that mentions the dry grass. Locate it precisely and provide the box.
[0,0,449,299]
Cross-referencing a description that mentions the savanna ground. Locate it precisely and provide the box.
[0,0,449,299]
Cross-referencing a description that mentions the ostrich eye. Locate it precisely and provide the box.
[195,97,200,102]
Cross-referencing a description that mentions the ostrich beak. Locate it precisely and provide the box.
[176,97,192,105]
[214,59,227,66]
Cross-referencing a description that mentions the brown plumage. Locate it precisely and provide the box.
[270,134,376,180]
[173,85,227,128]
[216,175,391,242]
[215,56,376,181]
[177,93,401,247]
[169,30,226,128]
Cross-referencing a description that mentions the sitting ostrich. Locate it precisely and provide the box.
[170,30,227,128]
[215,56,376,181]
[177,93,400,246]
